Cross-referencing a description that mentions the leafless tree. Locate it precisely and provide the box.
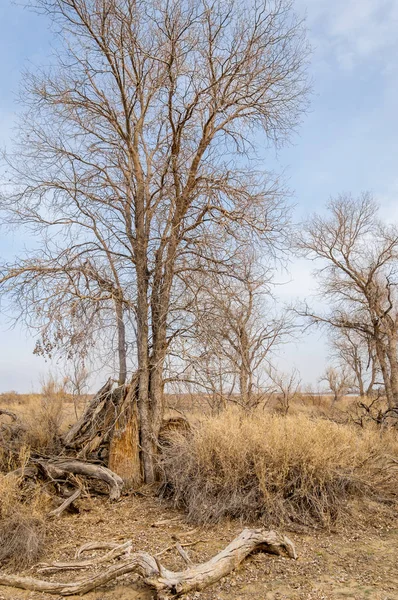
[1,0,310,482]
[267,367,301,415]
[0,254,134,385]
[320,366,353,406]
[177,256,295,410]
[329,329,378,397]
[63,358,91,418]
[298,193,398,410]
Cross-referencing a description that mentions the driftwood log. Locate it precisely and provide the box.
[37,459,124,501]
[0,528,296,598]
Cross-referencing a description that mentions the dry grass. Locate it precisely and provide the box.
[0,473,48,568]
[0,379,82,468]
[162,409,398,527]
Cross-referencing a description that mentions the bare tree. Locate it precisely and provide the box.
[180,257,294,409]
[320,366,353,406]
[267,367,301,415]
[0,254,134,385]
[64,358,90,418]
[298,193,398,410]
[329,329,378,397]
[1,0,309,482]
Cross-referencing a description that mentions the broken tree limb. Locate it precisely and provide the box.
[62,379,114,449]
[0,528,296,597]
[48,488,82,519]
[175,543,192,565]
[75,541,121,559]
[5,465,38,479]
[37,459,123,501]
[37,541,133,573]
[151,516,181,527]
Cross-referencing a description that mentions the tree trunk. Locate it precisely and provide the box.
[386,334,398,407]
[115,298,127,386]
[239,366,249,405]
[135,246,154,484]
[108,384,142,488]
[239,326,250,405]
[366,352,378,397]
[354,364,365,397]
[375,336,394,408]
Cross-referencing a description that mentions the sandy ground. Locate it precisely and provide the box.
[0,493,397,600]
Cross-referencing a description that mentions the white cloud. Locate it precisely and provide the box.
[297,0,398,71]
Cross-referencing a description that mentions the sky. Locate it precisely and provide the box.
[1,0,398,392]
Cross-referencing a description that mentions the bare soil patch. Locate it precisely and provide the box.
[0,494,396,600]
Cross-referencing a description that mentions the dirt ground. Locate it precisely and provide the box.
[0,493,397,600]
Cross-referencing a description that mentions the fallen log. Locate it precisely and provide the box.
[37,459,123,501]
[0,528,296,598]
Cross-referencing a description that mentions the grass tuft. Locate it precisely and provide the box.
[0,474,48,568]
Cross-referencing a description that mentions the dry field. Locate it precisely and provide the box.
[0,390,396,600]
[0,494,396,600]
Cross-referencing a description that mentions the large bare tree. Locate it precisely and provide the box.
[175,254,294,410]
[1,0,309,482]
[0,253,134,385]
[298,193,398,410]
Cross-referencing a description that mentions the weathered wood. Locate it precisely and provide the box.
[0,528,296,597]
[37,459,123,501]
[48,488,82,518]
[62,377,143,488]
[175,543,192,565]
[63,379,118,453]
[6,465,38,479]
[75,541,121,559]
[38,541,133,573]
[108,380,142,487]
[151,517,181,528]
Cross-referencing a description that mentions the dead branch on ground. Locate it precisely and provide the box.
[0,528,296,598]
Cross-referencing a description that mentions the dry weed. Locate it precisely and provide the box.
[162,409,398,527]
[0,474,48,568]
[0,377,73,464]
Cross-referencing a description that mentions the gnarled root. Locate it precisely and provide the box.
[0,528,296,597]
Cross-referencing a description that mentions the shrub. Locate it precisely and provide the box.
[161,410,398,527]
[0,474,47,568]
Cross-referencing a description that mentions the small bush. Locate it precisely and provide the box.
[0,474,47,568]
[161,410,398,527]
[0,515,46,568]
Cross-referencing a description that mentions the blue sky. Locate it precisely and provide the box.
[1,0,398,391]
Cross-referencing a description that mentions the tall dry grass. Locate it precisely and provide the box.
[0,378,79,469]
[0,470,49,568]
[162,409,398,527]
